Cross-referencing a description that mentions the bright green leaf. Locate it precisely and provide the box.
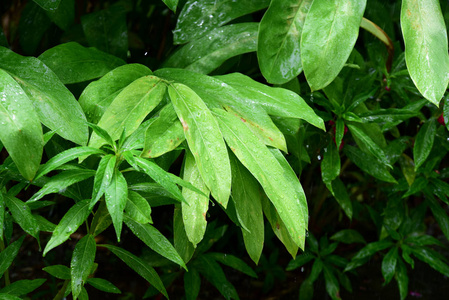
[71,235,96,300]
[91,155,116,209]
[125,190,152,224]
[0,279,46,296]
[104,169,127,241]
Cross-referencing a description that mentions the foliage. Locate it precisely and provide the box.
[1,0,449,299]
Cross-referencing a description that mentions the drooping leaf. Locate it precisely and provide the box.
[104,169,128,241]
[4,195,39,240]
[99,245,167,298]
[173,0,269,44]
[38,42,125,84]
[0,69,43,180]
[401,0,449,105]
[125,190,152,224]
[79,64,152,124]
[0,46,88,145]
[301,0,367,90]
[215,72,325,130]
[410,246,449,277]
[168,83,231,207]
[213,108,306,249]
[124,216,187,270]
[182,150,210,247]
[86,278,120,294]
[427,196,449,241]
[0,236,24,276]
[71,234,96,300]
[258,0,313,84]
[43,199,91,256]
[323,265,340,300]
[413,118,436,170]
[0,279,46,296]
[206,252,257,278]
[165,23,258,74]
[286,253,315,271]
[396,258,409,300]
[18,2,51,55]
[88,76,166,150]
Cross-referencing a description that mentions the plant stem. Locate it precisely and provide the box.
[53,279,70,300]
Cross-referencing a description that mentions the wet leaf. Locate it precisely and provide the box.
[321,141,340,184]
[0,69,43,180]
[4,195,39,240]
[86,278,120,294]
[206,252,257,278]
[327,178,353,220]
[301,0,367,90]
[46,0,75,31]
[38,42,125,84]
[258,0,313,84]
[125,190,152,224]
[33,0,61,11]
[427,196,449,241]
[184,268,201,300]
[413,119,436,170]
[162,0,178,12]
[0,236,24,276]
[382,246,398,285]
[71,234,96,300]
[401,0,449,105]
[396,258,408,300]
[330,229,366,244]
[0,46,88,145]
[42,265,71,280]
[165,23,258,74]
[174,205,195,264]
[168,83,231,207]
[104,169,128,241]
[91,155,116,209]
[0,279,46,296]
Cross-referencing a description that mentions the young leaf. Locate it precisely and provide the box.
[125,190,152,224]
[79,64,152,124]
[382,246,398,285]
[104,169,128,241]
[0,236,25,276]
[258,0,313,84]
[86,123,115,150]
[43,199,91,256]
[86,278,120,294]
[91,155,116,209]
[401,0,449,105]
[168,83,231,207]
[214,108,306,249]
[182,150,210,247]
[71,235,96,300]
[0,69,43,180]
[42,265,71,280]
[173,0,269,44]
[4,195,39,240]
[124,216,187,270]
[165,23,258,74]
[88,76,166,150]
[99,244,168,298]
[0,46,88,145]
[301,0,367,90]
[38,42,125,84]
[0,279,46,296]
[413,119,436,170]
[205,252,257,278]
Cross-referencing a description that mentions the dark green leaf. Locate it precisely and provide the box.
[327,178,352,220]
[86,278,120,294]
[0,236,24,275]
[0,279,46,296]
[382,247,398,285]
[0,293,23,300]
[71,235,96,300]
[426,196,449,242]
[33,0,61,11]
[321,141,340,184]
[184,268,201,300]
[309,259,323,283]
[4,195,39,240]
[323,265,340,300]
[46,0,75,30]
[286,253,315,271]
[105,169,127,241]
[396,258,408,300]
[413,119,436,170]
[18,2,51,55]
[330,229,366,244]
[299,279,314,300]
[42,265,71,280]
[38,42,125,84]
[173,205,195,264]
[347,124,390,167]
[206,252,257,278]
[162,0,178,12]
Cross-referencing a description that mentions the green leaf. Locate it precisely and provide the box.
[173,205,195,264]
[91,154,116,209]
[213,108,306,249]
[4,195,39,240]
[71,235,96,300]
[125,190,152,224]
[182,150,209,247]
[413,119,436,170]
[124,216,187,270]
[0,193,4,241]
[286,253,315,271]
[0,69,43,180]
[401,0,449,105]
[352,240,394,261]
[326,178,353,220]
[258,0,312,84]
[206,252,257,278]
[38,42,125,84]
[382,246,398,285]
[86,122,115,150]
[79,64,152,124]
[344,145,397,183]
[396,258,409,300]
[168,83,231,207]
[42,265,71,280]
[427,196,449,242]
[81,2,129,59]
[89,76,166,150]
[0,279,46,296]
[142,104,185,158]
[0,46,88,145]
[193,255,239,300]
[99,245,167,298]
[323,265,340,300]
[0,236,24,276]
[43,199,91,256]
[215,72,325,130]
[165,23,258,74]
[33,0,61,11]
[29,170,95,202]
[162,0,178,12]
[330,229,366,244]
[46,0,75,31]
[184,268,201,300]
[173,0,269,44]
[33,214,56,232]
[17,2,51,55]
[86,278,120,294]
[105,169,127,241]
[0,293,23,300]
[34,147,104,181]
[301,0,367,90]
[229,153,264,264]
[299,279,314,300]
[321,141,340,184]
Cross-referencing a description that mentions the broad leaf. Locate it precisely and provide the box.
[4,195,39,240]
[0,69,43,180]
[168,83,231,207]
[0,46,88,145]
[46,0,75,31]
[173,205,195,264]
[18,2,51,55]
[258,0,313,84]
[71,234,96,300]
[401,0,449,105]
[301,0,367,90]
[43,199,91,256]
[410,246,449,277]
[413,119,436,170]
[104,169,128,241]
[165,23,258,74]
[38,42,125,84]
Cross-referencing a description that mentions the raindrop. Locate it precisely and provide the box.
[317,155,322,161]
[301,267,304,272]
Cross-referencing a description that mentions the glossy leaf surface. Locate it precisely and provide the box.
[0,279,46,296]
[105,169,128,241]
[86,278,120,294]
[42,265,71,280]
[33,0,61,11]
[301,0,367,90]
[4,195,39,240]
[413,119,436,170]
[258,0,312,84]
[125,190,152,224]
[71,234,96,299]
[0,236,24,276]
[401,0,449,105]
[91,154,116,209]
